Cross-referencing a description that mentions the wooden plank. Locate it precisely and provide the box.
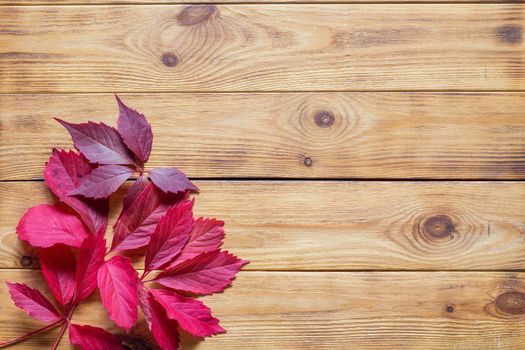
[1,93,525,180]
[0,271,524,349]
[1,5,524,92]
[2,0,520,4]
[1,181,524,271]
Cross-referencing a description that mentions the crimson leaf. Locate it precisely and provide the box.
[16,204,89,248]
[97,256,138,331]
[123,175,148,210]
[55,119,135,165]
[144,200,194,271]
[6,282,62,323]
[167,217,225,269]
[137,282,152,330]
[148,292,179,350]
[150,289,225,337]
[40,245,76,306]
[154,250,248,295]
[69,324,124,350]
[149,167,199,194]
[111,182,186,252]
[70,164,133,199]
[116,95,153,165]
[75,234,106,303]
[44,149,108,233]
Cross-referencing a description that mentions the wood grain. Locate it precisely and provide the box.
[2,93,525,180]
[0,271,524,349]
[1,0,519,4]
[1,5,524,92]
[1,181,524,271]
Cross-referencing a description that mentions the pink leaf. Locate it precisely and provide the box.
[40,245,76,306]
[16,204,89,248]
[149,168,199,194]
[150,289,225,337]
[116,95,153,165]
[168,218,225,268]
[111,182,186,252]
[97,256,138,331]
[123,175,148,211]
[75,234,106,303]
[148,292,179,350]
[6,282,62,323]
[44,149,108,233]
[154,251,248,295]
[137,282,152,329]
[55,118,135,165]
[144,200,194,271]
[69,324,124,350]
[70,165,133,199]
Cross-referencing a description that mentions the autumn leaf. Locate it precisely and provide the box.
[149,167,199,194]
[75,234,106,303]
[70,164,133,199]
[6,283,62,323]
[40,245,76,306]
[69,324,124,350]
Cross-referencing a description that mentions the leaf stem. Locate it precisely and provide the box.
[50,304,76,350]
[140,270,150,281]
[0,319,64,348]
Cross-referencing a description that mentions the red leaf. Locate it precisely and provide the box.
[154,251,248,295]
[70,165,133,199]
[123,175,148,211]
[116,95,153,165]
[97,256,138,331]
[55,118,135,165]
[16,204,89,248]
[168,218,225,268]
[75,234,106,303]
[150,289,225,337]
[69,324,124,350]
[149,168,199,194]
[40,245,76,306]
[44,149,108,233]
[148,292,179,350]
[6,282,62,323]
[111,182,186,252]
[137,282,152,329]
[144,200,194,271]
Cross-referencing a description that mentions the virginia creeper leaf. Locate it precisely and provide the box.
[55,118,135,165]
[123,175,148,211]
[97,256,138,331]
[69,324,124,350]
[44,149,108,233]
[150,289,225,337]
[167,218,225,269]
[40,244,76,306]
[111,182,186,252]
[116,95,153,165]
[75,234,106,303]
[154,251,248,295]
[148,293,179,350]
[144,200,194,271]
[149,168,199,194]
[70,165,133,199]
[137,282,152,329]
[16,204,89,248]
[6,282,61,323]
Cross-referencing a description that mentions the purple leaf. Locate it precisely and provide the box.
[55,119,135,165]
[70,165,133,199]
[144,200,194,271]
[6,282,62,323]
[116,95,153,165]
[75,234,106,303]
[44,149,108,233]
[111,183,186,252]
[97,256,139,331]
[69,324,124,350]
[154,250,248,295]
[149,168,198,194]
[122,175,148,211]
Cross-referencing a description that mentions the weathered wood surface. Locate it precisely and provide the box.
[1,181,524,271]
[1,5,524,92]
[1,0,518,3]
[0,271,524,349]
[2,93,525,180]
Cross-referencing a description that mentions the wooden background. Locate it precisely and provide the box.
[1,1,524,349]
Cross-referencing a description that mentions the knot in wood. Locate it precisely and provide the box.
[314,111,335,128]
[495,291,525,315]
[495,25,523,45]
[303,156,313,167]
[161,53,179,67]
[19,255,33,267]
[422,215,455,239]
[178,5,217,26]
